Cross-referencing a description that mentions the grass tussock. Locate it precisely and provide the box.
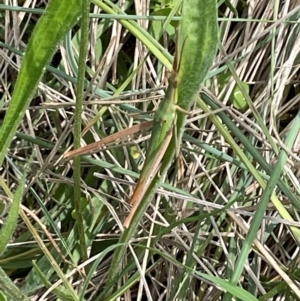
[0,1,300,300]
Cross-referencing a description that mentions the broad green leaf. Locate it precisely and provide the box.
[0,0,81,167]
[0,291,7,301]
[178,0,218,109]
[0,267,30,301]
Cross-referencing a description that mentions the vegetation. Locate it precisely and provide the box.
[0,0,300,300]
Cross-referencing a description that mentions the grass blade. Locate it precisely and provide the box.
[0,0,81,167]
[73,0,90,262]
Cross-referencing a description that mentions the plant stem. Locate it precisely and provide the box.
[73,0,90,261]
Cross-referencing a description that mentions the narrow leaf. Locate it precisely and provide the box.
[0,0,81,167]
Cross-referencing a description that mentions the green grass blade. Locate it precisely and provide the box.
[73,0,90,262]
[196,94,300,298]
[219,44,279,154]
[0,0,81,167]
[201,93,300,232]
[0,155,34,300]
[0,164,29,254]
[225,111,300,300]
[195,272,259,301]
[92,0,172,70]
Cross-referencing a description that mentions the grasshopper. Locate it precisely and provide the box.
[123,45,187,228]
[63,52,226,228]
[63,39,188,228]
